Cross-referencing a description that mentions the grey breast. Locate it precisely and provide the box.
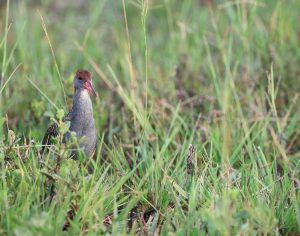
[67,90,97,158]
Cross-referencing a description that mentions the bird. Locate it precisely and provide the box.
[41,69,97,159]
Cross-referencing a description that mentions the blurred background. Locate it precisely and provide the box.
[0,0,299,156]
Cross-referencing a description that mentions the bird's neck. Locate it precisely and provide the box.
[72,89,93,120]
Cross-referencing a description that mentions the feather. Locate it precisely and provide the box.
[41,110,72,154]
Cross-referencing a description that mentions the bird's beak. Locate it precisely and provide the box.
[84,81,97,97]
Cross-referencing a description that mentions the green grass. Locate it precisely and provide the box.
[0,0,299,235]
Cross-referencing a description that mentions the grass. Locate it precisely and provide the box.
[0,0,299,235]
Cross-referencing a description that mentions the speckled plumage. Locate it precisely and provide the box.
[41,110,72,154]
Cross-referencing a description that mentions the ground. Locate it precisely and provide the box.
[0,0,299,235]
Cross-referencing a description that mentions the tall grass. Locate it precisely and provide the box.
[0,0,299,235]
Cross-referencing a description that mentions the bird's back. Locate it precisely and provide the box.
[41,110,72,154]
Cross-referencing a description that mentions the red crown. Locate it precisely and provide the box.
[76,69,92,81]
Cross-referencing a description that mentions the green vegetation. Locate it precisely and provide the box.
[0,0,299,234]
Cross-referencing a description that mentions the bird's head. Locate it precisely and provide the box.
[74,69,97,97]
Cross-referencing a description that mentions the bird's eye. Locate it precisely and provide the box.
[78,76,83,80]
